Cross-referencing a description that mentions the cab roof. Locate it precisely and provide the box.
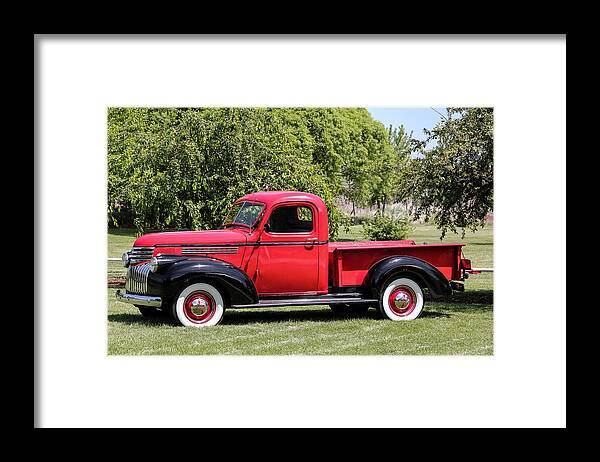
[237,191,326,209]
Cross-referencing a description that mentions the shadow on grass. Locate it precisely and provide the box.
[424,290,493,306]
[223,308,451,324]
[426,291,494,315]
[224,309,351,324]
[109,309,367,326]
[108,312,172,326]
[446,290,493,305]
[420,310,451,319]
[109,305,453,326]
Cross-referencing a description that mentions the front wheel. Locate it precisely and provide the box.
[379,277,424,321]
[170,282,225,327]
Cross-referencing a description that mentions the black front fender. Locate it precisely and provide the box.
[147,256,258,306]
[364,255,452,299]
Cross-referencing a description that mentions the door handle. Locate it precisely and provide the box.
[306,237,318,241]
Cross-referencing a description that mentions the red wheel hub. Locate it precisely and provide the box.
[183,291,216,324]
[388,286,416,317]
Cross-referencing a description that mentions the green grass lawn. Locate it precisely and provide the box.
[107,223,493,355]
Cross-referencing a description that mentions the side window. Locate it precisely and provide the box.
[267,205,314,233]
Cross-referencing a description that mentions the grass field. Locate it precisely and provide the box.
[107,223,493,355]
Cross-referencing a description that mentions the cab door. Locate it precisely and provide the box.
[254,203,320,296]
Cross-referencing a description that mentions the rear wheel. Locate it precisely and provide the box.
[170,282,225,327]
[379,277,424,321]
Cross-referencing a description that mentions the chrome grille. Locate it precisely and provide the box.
[129,246,155,264]
[181,246,238,255]
[126,263,151,294]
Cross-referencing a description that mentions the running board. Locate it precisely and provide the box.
[230,295,378,309]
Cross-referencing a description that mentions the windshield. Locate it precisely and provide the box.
[223,201,265,228]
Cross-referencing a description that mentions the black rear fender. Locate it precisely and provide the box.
[364,255,452,300]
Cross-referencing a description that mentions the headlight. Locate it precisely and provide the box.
[121,251,130,268]
[150,256,159,272]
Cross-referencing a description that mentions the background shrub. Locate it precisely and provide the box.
[362,213,412,241]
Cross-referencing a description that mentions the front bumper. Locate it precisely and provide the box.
[115,290,162,307]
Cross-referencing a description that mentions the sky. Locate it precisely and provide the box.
[367,107,446,142]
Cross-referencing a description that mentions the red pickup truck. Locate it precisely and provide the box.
[116,191,471,327]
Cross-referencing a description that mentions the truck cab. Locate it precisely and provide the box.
[116,191,469,327]
[236,192,329,296]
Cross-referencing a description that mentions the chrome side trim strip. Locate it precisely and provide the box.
[154,241,329,248]
[230,296,378,309]
[181,246,238,255]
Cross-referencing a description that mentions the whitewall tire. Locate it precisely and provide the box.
[171,282,225,327]
[380,277,424,321]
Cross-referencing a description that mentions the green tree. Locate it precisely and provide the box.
[374,125,412,214]
[337,115,411,218]
[339,111,382,215]
[408,107,494,238]
[107,107,395,239]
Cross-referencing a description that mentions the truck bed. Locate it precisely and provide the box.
[328,240,465,287]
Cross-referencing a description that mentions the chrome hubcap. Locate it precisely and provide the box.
[189,297,209,316]
[393,292,411,310]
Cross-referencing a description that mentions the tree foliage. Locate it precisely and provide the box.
[108,107,493,241]
[340,120,412,215]
[408,108,493,238]
[108,108,394,239]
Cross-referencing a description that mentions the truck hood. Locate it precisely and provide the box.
[133,229,248,247]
